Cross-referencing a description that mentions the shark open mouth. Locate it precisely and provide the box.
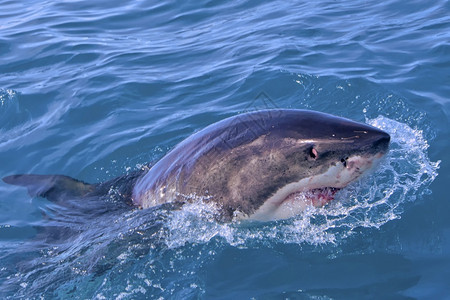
[249,184,345,221]
[285,187,341,207]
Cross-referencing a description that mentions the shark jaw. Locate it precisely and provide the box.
[243,154,383,221]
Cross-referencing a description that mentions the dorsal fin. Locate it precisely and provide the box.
[2,174,96,202]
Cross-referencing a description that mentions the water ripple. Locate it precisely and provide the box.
[1,0,449,298]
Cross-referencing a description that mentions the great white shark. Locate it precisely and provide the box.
[3,109,390,222]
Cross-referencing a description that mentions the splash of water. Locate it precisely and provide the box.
[161,115,440,247]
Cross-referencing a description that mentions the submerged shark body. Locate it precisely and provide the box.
[3,110,390,222]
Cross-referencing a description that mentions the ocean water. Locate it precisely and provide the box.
[0,0,448,298]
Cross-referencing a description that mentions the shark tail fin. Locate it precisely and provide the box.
[2,174,96,202]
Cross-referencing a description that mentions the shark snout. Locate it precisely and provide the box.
[370,129,390,154]
[353,124,390,154]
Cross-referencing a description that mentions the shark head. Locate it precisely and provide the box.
[244,110,391,220]
[134,109,390,222]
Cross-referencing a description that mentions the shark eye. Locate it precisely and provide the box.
[309,147,318,160]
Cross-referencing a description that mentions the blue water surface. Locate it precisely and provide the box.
[0,0,449,298]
